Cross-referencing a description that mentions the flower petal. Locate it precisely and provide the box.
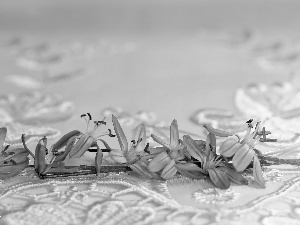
[148,151,171,172]
[175,162,205,173]
[34,137,47,175]
[253,155,266,188]
[208,168,230,189]
[151,134,171,149]
[176,168,207,179]
[112,115,128,152]
[217,166,248,185]
[219,139,240,157]
[0,127,7,150]
[130,161,161,179]
[170,119,179,149]
[131,123,146,152]
[232,144,254,172]
[161,159,177,179]
[149,147,167,154]
[0,159,29,179]
[109,149,127,164]
[182,135,205,165]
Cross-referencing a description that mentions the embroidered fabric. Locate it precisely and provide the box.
[1,18,300,224]
[0,107,300,225]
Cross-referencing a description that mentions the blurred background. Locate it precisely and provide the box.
[0,0,300,150]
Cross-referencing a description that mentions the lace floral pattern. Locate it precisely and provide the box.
[191,80,300,150]
[0,36,137,89]
[0,166,300,225]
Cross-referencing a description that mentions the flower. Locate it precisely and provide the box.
[219,121,266,188]
[110,115,158,178]
[0,127,32,179]
[183,132,248,189]
[147,120,192,179]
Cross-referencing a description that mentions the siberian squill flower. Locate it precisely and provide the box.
[147,120,205,180]
[183,132,248,189]
[219,121,266,188]
[110,115,159,179]
[0,127,32,179]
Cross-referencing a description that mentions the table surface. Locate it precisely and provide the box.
[1,1,300,225]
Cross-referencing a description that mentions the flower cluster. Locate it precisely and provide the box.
[108,116,268,189]
[0,114,276,190]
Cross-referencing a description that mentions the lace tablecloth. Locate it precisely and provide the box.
[1,1,300,224]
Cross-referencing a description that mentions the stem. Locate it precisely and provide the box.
[258,155,300,166]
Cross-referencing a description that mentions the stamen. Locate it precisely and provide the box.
[3,145,10,152]
[98,121,106,125]
[143,143,150,154]
[87,113,92,121]
[246,119,253,128]
[253,121,261,138]
[108,129,116,137]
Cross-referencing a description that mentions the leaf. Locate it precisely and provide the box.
[112,115,128,152]
[131,123,146,152]
[170,119,179,149]
[0,127,7,150]
[253,155,266,188]
[218,166,248,185]
[208,168,230,189]
[182,135,205,165]
[232,144,254,172]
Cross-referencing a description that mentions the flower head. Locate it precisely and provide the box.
[218,121,267,188]
[0,127,31,179]
[183,133,248,189]
[147,120,191,179]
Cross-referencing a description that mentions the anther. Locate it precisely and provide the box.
[98,121,106,125]
[108,129,116,137]
[246,119,253,128]
[80,114,87,118]
[3,145,10,152]
[87,113,92,121]
[143,143,150,154]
